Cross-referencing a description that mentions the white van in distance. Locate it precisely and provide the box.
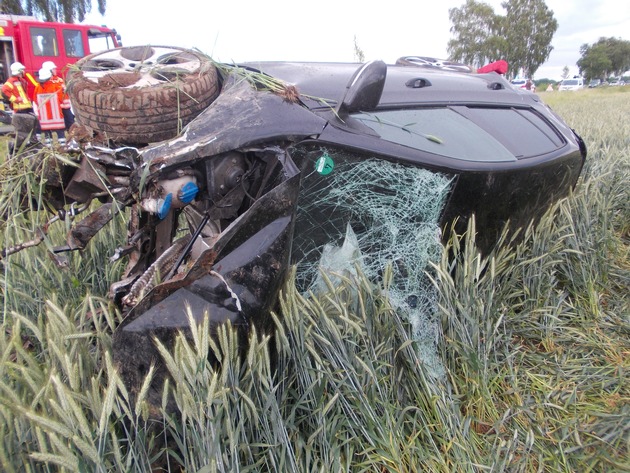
[559,77,584,91]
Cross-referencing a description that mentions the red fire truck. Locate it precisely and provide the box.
[0,13,121,82]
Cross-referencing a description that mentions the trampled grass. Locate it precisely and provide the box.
[0,88,628,472]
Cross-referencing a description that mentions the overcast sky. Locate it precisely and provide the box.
[82,0,630,80]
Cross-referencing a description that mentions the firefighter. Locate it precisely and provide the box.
[33,67,65,143]
[42,60,75,130]
[1,62,34,113]
[2,62,40,148]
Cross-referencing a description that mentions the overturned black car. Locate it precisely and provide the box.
[7,46,587,404]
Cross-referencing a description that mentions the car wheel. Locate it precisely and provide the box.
[66,45,221,145]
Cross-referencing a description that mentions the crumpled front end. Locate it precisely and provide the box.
[109,74,325,408]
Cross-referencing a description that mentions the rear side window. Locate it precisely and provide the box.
[458,107,564,158]
[30,27,59,57]
[353,106,564,162]
[62,29,85,57]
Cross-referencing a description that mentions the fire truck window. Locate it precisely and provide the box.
[88,36,112,54]
[30,27,59,57]
[62,30,85,57]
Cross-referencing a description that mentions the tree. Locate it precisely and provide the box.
[447,0,505,68]
[577,43,611,81]
[353,35,365,63]
[578,37,630,80]
[561,66,570,80]
[500,0,557,78]
[0,0,106,23]
[448,0,557,79]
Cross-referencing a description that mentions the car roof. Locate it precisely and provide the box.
[238,61,537,110]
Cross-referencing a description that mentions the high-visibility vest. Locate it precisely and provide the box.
[34,82,65,130]
[50,75,71,109]
[1,76,33,111]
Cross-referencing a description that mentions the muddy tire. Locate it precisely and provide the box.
[66,45,221,145]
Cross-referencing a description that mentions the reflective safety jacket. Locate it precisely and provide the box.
[1,75,33,112]
[34,81,65,131]
[49,74,71,109]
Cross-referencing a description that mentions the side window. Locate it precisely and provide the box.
[62,29,85,57]
[353,106,564,162]
[30,27,59,57]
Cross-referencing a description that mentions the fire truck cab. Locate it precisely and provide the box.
[0,13,121,83]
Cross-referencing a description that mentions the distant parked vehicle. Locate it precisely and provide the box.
[510,78,528,89]
[559,78,584,91]
[588,79,601,88]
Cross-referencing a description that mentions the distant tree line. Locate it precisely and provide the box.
[578,37,630,81]
[447,0,557,79]
[0,0,105,23]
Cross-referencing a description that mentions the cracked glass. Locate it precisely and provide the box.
[293,146,454,376]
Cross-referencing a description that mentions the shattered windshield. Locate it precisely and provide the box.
[292,147,455,376]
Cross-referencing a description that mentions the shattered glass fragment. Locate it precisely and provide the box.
[311,222,362,297]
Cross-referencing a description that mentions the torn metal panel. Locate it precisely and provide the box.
[63,158,108,203]
[64,202,119,251]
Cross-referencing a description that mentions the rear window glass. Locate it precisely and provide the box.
[353,106,563,161]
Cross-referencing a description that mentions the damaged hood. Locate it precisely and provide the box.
[139,75,327,177]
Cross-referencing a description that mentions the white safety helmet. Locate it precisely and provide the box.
[42,60,57,71]
[10,62,25,75]
[38,67,52,81]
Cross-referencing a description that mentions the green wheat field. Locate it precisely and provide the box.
[0,87,628,472]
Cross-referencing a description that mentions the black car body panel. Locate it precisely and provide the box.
[234,62,584,257]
